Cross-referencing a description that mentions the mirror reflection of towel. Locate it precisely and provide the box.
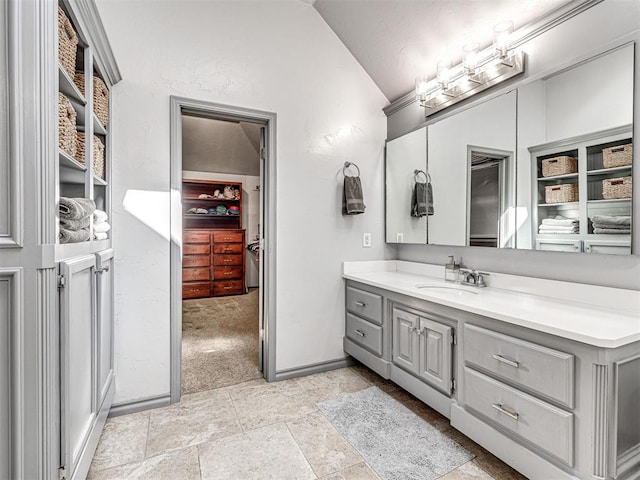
[411,183,430,217]
[343,176,365,215]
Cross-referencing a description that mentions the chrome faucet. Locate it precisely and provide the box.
[458,268,490,288]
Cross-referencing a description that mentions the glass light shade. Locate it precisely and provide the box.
[415,75,430,98]
[462,42,480,75]
[436,58,452,90]
[493,20,514,58]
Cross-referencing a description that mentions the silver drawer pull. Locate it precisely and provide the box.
[492,403,519,421]
[492,354,519,368]
[354,329,367,337]
[354,301,366,307]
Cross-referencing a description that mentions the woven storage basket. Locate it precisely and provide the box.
[545,184,578,204]
[603,144,633,168]
[57,7,78,78]
[76,133,105,178]
[603,176,632,200]
[73,74,109,127]
[58,93,77,158]
[541,156,577,177]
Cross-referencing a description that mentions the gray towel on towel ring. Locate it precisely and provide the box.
[411,182,428,217]
[343,176,366,215]
[427,181,434,216]
[59,197,96,220]
[59,227,90,244]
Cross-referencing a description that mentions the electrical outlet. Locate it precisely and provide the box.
[363,232,371,247]
[396,233,404,243]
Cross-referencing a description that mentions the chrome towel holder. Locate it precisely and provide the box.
[343,161,361,177]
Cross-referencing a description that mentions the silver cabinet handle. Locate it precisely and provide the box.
[413,327,424,336]
[492,354,519,368]
[95,265,110,275]
[492,403,519,420]
[354,301,366,307]
[354,329,367,337]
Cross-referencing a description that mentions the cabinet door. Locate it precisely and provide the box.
[418,317,453,395]
[59,255,98,480]
[95,249,115,407]
[584,240,631,255]
[535,239,582,252]
[392,307,419,374]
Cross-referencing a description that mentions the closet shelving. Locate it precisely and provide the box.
[530,125,633,254]
[182,179,243,230]
[56,0,112,260]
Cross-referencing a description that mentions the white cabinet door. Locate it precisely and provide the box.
[96,249,115,406]
[418,317,453,395]
[392,307,419,373]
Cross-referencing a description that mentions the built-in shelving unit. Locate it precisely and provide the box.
[530,125,632,255]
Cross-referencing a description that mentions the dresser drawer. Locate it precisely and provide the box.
[213,280,244,296]
[213,266,242,280]
[182,267,210,282]
[213,254,242,266]
[213,243,243,254]
[183,282,210,299]
[184,231,210,244]
[183,255,210,268]
[346,313,383,356]
[184,244,210,255]
[464,367,574,466]
[464,324,574,408]
[213,231,244,243]
[346,286,383,325]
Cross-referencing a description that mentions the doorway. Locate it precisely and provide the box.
[169,97,277,403]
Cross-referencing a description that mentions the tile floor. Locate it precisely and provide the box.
[88,365,527,480]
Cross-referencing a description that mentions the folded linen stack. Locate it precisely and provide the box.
[538,215,579,234]
[59,197,95,243]
[591,215,631,234]
[93,209,111,240]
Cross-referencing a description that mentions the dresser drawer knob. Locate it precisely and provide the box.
[492,403,520,421]
[354,329,367,337]
[354,301,366,307]
[492,354,519,368]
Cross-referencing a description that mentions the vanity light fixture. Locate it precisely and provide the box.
[414,19,525,117]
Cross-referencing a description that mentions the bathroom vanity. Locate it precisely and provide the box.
[343,261,640,480]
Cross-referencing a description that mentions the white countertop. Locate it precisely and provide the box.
[343,261,640,348]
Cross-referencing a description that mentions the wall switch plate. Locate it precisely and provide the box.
[363,232,371,247]
[396,233,404,243]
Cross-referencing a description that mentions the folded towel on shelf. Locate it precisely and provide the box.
[411,182,428,217]
[594,228,631,235]
[590,215,631,227]
[59,227,90,244]
[94,232,108,240]
[94,222,111,233]
[60,216,90,231]
[539,225,579,233]
[592,223,630,230]
[541,215,578,227]
[59,197,96,220]
[343,176,365,215]
[94,209,108,224]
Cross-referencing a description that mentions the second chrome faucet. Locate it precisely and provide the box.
[445,255,490,287]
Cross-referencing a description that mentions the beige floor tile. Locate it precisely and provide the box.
[89,411,149,472]
[198,422,316,480]
[146,389,241,456]
[228,378,318,430]
[349,364,398,392]
[320,462,380,480]
[295,367,371,403]
[439,460,496,480]
[88,446,200,480]
[287,412,364,477]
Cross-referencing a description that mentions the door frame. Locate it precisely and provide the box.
[169,96,277,403]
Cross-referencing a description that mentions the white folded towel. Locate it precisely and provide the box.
[94,221,111,233]
[94,209,108,224]
[94,232,108,240]
[539,225,579,233]
[541,216,578,227]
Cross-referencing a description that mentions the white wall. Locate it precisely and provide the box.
[98,0,390,405]
[183,170,261,287]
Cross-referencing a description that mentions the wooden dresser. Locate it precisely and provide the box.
[183,229,246,299]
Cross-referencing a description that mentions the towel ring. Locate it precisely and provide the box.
[414,169,430,183]
[343,161,360,177]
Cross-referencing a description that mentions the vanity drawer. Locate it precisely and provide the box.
[184,231,210,244]
[184,244,210,255]
[213,266,242,280]
[182,267,210,282]
[213,254,243,266]
[213,243,244,254]
[464,324,574,408]
[213,231,244,243]
[346,313,383,356]
[183,282,210,299]
[346,286,383,325]
[183,255,210,268]
[464,367,573,467]
[212,280,244,296]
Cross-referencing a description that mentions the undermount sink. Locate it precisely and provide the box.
[415,284,480,295]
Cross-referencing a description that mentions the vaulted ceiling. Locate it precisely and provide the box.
[312,0,574,102]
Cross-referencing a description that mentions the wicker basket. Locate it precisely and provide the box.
[76,133,105,178]
[603,144,633,168]
[541,156,577,177]
[545,184,578,204]
[74,74,109,127]
[57,7,78,78]
[58,93,77,157]
[603,176,632,200]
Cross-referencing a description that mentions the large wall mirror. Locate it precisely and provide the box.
[385,42,634,255]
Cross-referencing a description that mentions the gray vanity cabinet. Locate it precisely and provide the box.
[96,249,115,405]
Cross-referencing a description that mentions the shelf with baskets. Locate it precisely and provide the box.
[56,1,112,257]
[530,125,632,255]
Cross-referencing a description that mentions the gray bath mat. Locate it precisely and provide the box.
[318,387,473,480]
